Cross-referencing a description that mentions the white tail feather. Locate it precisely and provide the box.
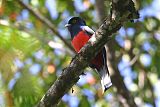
[99,67,112,93]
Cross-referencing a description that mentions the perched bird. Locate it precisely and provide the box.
[65,17,112,93]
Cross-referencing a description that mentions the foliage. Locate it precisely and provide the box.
[0,0,159,107]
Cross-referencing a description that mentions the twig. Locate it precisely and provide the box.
[17,0,75,53]
[121,53,139,71]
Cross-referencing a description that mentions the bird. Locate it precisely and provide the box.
[65,17,112,93]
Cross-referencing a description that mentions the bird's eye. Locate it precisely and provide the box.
[72,20,77,24]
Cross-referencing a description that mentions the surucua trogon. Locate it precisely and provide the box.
[65,17,112,93]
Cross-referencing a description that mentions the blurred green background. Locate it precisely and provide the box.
[0,0,160,107]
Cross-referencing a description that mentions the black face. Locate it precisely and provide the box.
[68,17,86,26]
[66,17,86,39]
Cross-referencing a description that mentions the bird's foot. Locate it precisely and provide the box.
[81,72,86,75]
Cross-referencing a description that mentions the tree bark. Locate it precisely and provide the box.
[95,0,106,21]
[96,0,138,106]
[37,0,139,106]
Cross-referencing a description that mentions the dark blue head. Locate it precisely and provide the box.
[65,17,86,39]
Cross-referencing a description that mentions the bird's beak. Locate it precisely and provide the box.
[65,24,71,27]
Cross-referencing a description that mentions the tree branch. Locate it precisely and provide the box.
[36,0,139,106]
[136,62,156,107]
[17,0,75,53]
[96,0,138,106]
[95,0,106,21]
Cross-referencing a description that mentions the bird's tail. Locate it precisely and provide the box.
[99,66,112,93]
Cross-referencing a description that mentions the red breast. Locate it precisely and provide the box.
[71,31,90,52]
[71,31,103,69]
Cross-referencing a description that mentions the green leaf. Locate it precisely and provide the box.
[12,71,43,107]
[78,95,90,107]
[152,51,160,77]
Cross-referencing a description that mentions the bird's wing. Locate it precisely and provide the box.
[80,26,95,36]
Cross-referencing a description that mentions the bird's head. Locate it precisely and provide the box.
[65,17,86,39]
[65,17,86,28]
